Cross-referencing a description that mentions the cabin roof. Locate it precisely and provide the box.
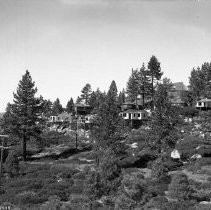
[198,98,211,103]
[120,109,147,113]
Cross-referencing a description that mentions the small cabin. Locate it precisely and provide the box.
[74,104,92,115]
[119,109,148,120]
[196,98,211,111]
[49,112,73,123]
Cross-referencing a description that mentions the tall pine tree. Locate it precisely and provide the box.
[91,81,124,152]
[52,98,63,115]
[80,83,92,105]
[66,98,74,113]
[148,55,163,109]
[126,69,139,105]
[138,63,151,108]
[9,70,44,161]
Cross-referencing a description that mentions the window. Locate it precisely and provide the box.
[198,102,202,106]
[123,113,126,117]
[138,113,140,117]
[133,114,136,117]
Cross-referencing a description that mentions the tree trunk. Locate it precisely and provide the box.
[23,135,27,161]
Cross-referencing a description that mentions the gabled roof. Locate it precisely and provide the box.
[58,112,73,117]
[120,109,147,113]
[74,103,91,107]
[198,98,211,103]
[170,98,185,104]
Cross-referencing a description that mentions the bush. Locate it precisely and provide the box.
[41,131,74,147]
[40,195,62,210]
[168,173,192,201]
[162,200,197,210]
[120,174,147,201]
[50,165,79,179]
[83,171,105,201]
[176,135,206,160]
[4,150,19,177]
[187,157,211,172]
[16,191,41,205]
[144,196,168,209]
[147,180,168,196]
[151,157,169,183]
[180,107,199,118]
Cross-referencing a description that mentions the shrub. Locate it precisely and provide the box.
[168,173,192,201]
[16,191,41,205]
[180,107,199,118]
[41,131,74,147]
[144,196,168,209]
[40,195,62,210]
[68,194,89,209]
[4,150,19,177]
[151,157,169,183]
[50,165,79,179]
[114,193,137,209]
[187,157,211,172]
[195,204,211,210]
[120,174,147,201]
[176,135,205,160]
[162,200,197,210]
[147,180,168,196]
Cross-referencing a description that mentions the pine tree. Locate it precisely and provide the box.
[8,70,44,161]
[126,69,139,105]
[189,63,211,100]
[52,98,63,115]
[138,63,151,108]
[148,55,163,109]
[189,67,205,100]
[80,83,92,104]
[66,97,74,113]
[41,98,52,117]
[91,81,124,152]
[118,89,126,106]
[150,82,181,154]
[76,96,82,104]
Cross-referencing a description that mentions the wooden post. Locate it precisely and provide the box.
[0,135,9,188]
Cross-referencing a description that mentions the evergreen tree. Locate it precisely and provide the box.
[66,97,74,113]
[118,89,126,106]
[150,82,181,154]
[41,98,52,117]
[52,98,63,115]
[80,83,92,104]
[148,55,163,109]
[76,96,82,104]
[6,70,44,161]
[90,81,124,153]
[189,67,205,100]
[126,69,139,105]
[138,63,151,108]
[189,63,211,100]
[0,103,16,135]
[88,88,106,109]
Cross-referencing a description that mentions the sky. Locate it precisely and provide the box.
[0,0,211,112]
